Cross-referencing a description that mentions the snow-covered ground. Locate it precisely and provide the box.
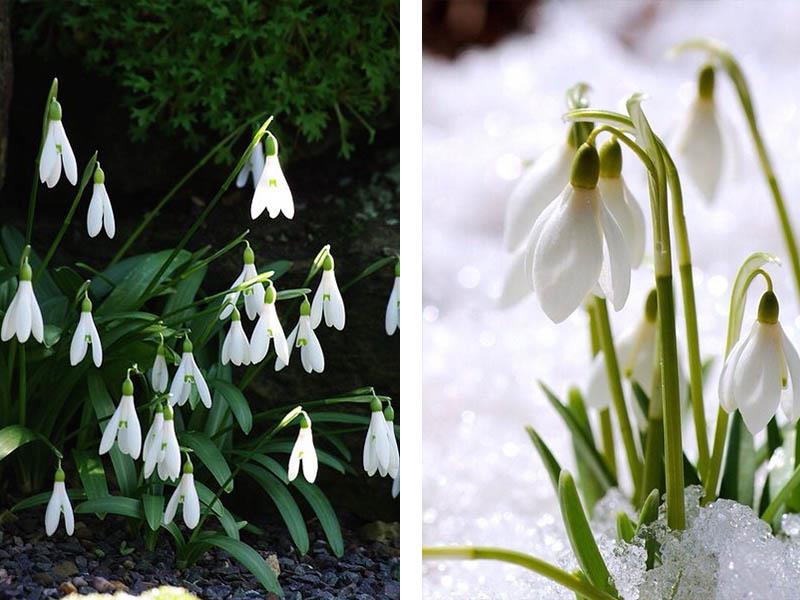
[422,1,800,597]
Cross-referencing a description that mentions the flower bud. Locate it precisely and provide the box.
[19,260,32,282]
[54,467,66,482]
[264,284,276,304]
[243,242,255,265]
[300,414,311,429]
[163,404,174,420]
[231,306,241,322]
[383,404,395,422]
[264,133,278,156]
[394,260,400,277]
[567,121,594,149]
[323,255,334,271]
[48,99,63,121]
[183,337,194,353]
[183,459,194,474]
[93,164,105,184]
[300,298,311,316]
[81,295,92,313]
[645,288,658,323]
[122,377,134,396]
[698,64,715,100]
[569,143,600,189]
[599,137,623,179]
[758,290,779,324]
[370,396,382,412]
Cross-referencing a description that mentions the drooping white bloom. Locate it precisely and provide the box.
[719,291,800,435]
[382,405,400,480]
[157,406,181,481]
[87,164,116,239]
[363,399,390,477]
[311,253,345,330]
[151,343,169,393]
[220,243,264,321]
[99,377,142,460]
[503,139,574,252]
[45,468,74,536]
[236,139,265,189]
[275,299,324,374]
[169,337,212,408]
[251,132,294,220]
[287,413,318,483]
[674,65,724,204]
[69,296,102,367]
[1,259,44,344]
[250,284,289,365]
[525,143,631,323]
[39,99,77,188]
[143,405,165,478]
[385,262,400,336]
[392,469,400,499]
[163,462,200,529]
[221,307,251,366]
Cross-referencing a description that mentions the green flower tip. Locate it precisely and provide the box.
[164,404,174,420]
[394,261,400,277]
[243,243,255,265]
[19,260,33,282]
[300,298,311,316]
[383,404,395,422]
[183,460,194,474]
[264,284,276,304]
[567,121,594,149]
[569,143,600,189]
[48,99,63,121]
[698,64,715,100]
[599,136,623,179]
[93,164,106,184]
[370,397,383,412]
[183,337,194,353]
[300,415,311,429]
[323,254,334,271]
[231,306,241,321]
[54,467,66,482]
[157,343,166,356]
[81,295,93,312]
[122,377,134,397]
[758,290,780,324]
[265,133,278,156]
[155,403,164,414]
[645,288,658,323]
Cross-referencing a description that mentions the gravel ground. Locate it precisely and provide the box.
[0,511,399,599]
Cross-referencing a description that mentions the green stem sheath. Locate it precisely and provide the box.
[18,345,26,426]
[588,304,617,478]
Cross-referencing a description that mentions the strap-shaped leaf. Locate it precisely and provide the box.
[567,388,606,513]
[196,534,282,597]
[525,426,562,490]
[12,490,86,513]
[142,494,164,532]
[74,450,109,501]
[180,431,234,492]
[0,425,38,462]
[209,379,253,434]
[196,481,240,541]
[616,513,635,543]
[75,496,143,519]
[291,478,345,557]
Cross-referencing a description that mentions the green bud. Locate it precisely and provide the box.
[758,290,780,324]
[19,260,32,282]
[323,255,334,271]
[231,306,241,321]
[163,404,174,420]
[394,260,400,277]
[644,289,658,323]
[183,337,194,353]
[243,242,255,265]
[300,298,311,316]
[155,403,164,414]
[48,99,63,121]
[598,137,623,179]
[698,64,715,100]
[93,164,105,184]
[54,467,66,483]
[122,377,134,396]
[264,284,276,304]
[157,343,166,356]
[183,460,194,474]
[264,133,278,156]
[567,121,594,149]
[370,397,382,412]
[300,415,310,429]
[81,295,93,312]
[383,404,395,422]
[569,143,600,189]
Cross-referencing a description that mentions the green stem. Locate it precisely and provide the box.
[18,345,26,426]
[588,304,616,477]
[422,547,618,600]
[593,297,641,491]
[762,462,800,524]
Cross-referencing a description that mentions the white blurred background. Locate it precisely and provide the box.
[422,1,800,597]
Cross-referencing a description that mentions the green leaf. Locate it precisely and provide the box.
[73,450,109,501]
[196,481,240,541]
[525,426,562,490]
[567,388,605,513]
[198,534,283,597]
[180,431,234,492]
[209,379,253,434]
[75,496,143,519]
[12,490,86,513]
[241,464,309,554]
[163,263,206,324]
[616,512,635,543]
[720,412,756,507]
[142,494,164,531]
[291,478,345,557]
[0,226,61,301]
[262,260,293,280]
[637,488,661,570]
[0,425,39,462]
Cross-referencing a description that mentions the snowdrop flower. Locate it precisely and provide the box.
[87,163,115,238]
[163,460,200,529]
[525,143,631,323]
[382,404,400,480]
[151,341,169,393]
[597,137,646,268]
[251,132,294,220]
[157,405,181,481]
[69,295,102,367]
[385,261,399,336]
[170,337,212,408]
[221,307,251,366]
[719,290,800,435]
[45,467,74,536]
[250,284,289,365]
[287,412,318,483]
[392,469,400,499]
[1,258,44,344]
[363,397,390,477]
[675,64,724,204]
[220,242,264,321]
[275,299,324,374]
[39,99,77,188]
[311,253,345,330]
[99,376,142,460]
[143,404,165,478]
[236,138,265,189]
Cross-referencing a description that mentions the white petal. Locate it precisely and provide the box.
[302,434,318,483]
[87,185,104,238]
[310,280,325,329]
[385,277,400,335]
[597,202,631,312]
[780,326,800,423]
[622,179,646,268]
[55,121,78,185]
[300,318,324,373]
[363,422,378,476]
[1,287,20,341]
[182,474,200,528]
[163,485,181,524]
[88,315,103,367]
[252,156,293,220]
[598,176,645,269]
[60,485,74,535]
[39,123,59,185]
[374,417,390,473]
[221,328,232,365]
[143,415,164,477]
[287,444,301,482]
[192,360,213,408]
[718,325,754,412]
[323,271,346,330]
[675,98,723,203]
[99,403,122,455]
[169,355,189,406]
[29,287,44,343]
[14,283,33,343]
[69,318,88,366]
[734,323,783,434]
[151,354,169,393]
[219,270,245,320]
[275,324,297,371]
[236,161,252,188]
[392,471,400,498]
[118,396,141,459]
[102,186,116,239]
[45,482,63,536]
[386,424,399,479]
[585,352,613,409]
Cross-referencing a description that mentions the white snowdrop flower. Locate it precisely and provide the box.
[221,307,251,366]
[503,132,575,252]
[287,412,318,483]
[169,337,212,408]
[1,258,44,344]
[275,299,324,374]
[99,376,142,460]
[87,163,116,239]
[385,262,400,336]
[236,139,265,189]
[392,469,400,499]
[251,132,294,220]
[69,295,102,367]
[39,99,77,188]
[143,404,165,478]
[250,284,289,365]
[719,291,800,435]
[363,397,390,477]
[525,143,631,323]
[220,243,264,321]
[675,64,724,204]
[163,461,200,529]
[45,467,74,536]
[382,404,400,480]
[597,137,646,268]
[156,405,181,481]
[311,253,345,330]
[150,342,169,393]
